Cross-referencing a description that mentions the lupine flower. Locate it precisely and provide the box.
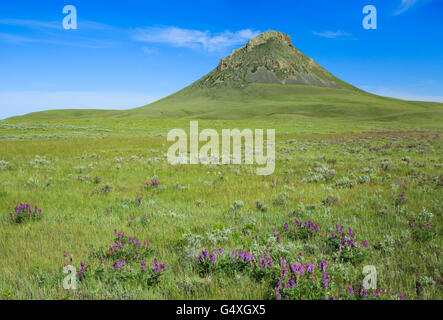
[9,203,42,222]
[319,261,327,271]
[144,179,160,188]
[322,271,329,290]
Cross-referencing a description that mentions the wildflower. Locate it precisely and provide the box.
[319,261,327,271]
[322,271,329,290]
[348,285,354,295]
[283,222,289,231]
[141,259,146,272]
[306,263,315,272]
[362,289,368,299]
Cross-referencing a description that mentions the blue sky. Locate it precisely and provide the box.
[0,0,442,119]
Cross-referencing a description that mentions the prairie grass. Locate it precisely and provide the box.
[0,118,441,299]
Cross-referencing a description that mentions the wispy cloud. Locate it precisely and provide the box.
[0,19,60,29]
[0,31,36,43]
[0,18,121,48]
[394,0,432,15]
[0,31,117,48]
[1,19,259,52]
[0,18,117,31]
[132,26,260,52]
[141,46,157,55]
[312,30,353,39]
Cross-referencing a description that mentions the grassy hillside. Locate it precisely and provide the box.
[8,83,443,128]
[7,109,121,121]
[126,84,443,123]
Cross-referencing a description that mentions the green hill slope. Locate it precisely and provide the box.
[8,31,443,124]
[121,83,442,123]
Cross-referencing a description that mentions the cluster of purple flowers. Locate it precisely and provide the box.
[123,196,144,206]
[197,248,260,268]
[232,250,254,263]
[348,285,382,299]
[197,248,225,264]
[9,203,42,222]
[328,225,367,251]
[324,170,336,181]
[113,258,127,271]
[116,229,149,245]
[259,251,273,269]
[394,192,408,205]
[273,229,282,243]
[274,260,330,300]
[78,261,90,279]
[413,161,425,167]
[282,220,319,239]
[62,229,167,287]
[271,177,292,186]
[153,258,167,274]
[110,229,150,253]
[319,261,329,290]
[412,222,433,229]
[296,220,318,232]
[144,178,160,188]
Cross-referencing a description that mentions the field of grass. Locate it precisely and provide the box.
[9,84,443,127]
[0,117,442,300]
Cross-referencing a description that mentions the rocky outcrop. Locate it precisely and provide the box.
[202,30,345,89]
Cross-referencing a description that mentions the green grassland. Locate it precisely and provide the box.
[0,116,442,300]
[9,84,443,127]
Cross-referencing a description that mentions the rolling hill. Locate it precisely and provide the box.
[8,31,443,124]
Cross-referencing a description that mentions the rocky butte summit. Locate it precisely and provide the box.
[191,30,354,89]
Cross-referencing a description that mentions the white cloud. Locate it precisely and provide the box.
[394,0,431,15]
[0,31,118,48]
[0,31,36,43]
[0,19,60,29]
[141,46,157,55]
[0,91,162,119]
[313,30,352,39]
[132,26,260,52]
[0,19,117,31]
